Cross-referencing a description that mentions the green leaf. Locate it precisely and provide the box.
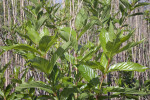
[0,50,5,56]
[26,27,41,44]
[64,52,75,65]
[100,53,108,70]
[0,61,11,74]
[4,85,12,97]
[0,44,42,55]
[59,27,78,51]
[108,62,148,73]
[99,28,115,53]
[134,2,150,9]
[103,86,125,93]
[0,89,4,97]
[80,44,101,62]
[16,81,53,93]
[11,79,22,84]
[109,21,115,38]
[30,0,39,5]
[39,27,50,38]
[78,65,97,82]
[39,35,57,53]
[29,57,50,74]
[35,14,48,30]
[117,39,145,53]
[75,8,88,30]
[129,12,143,17]
[80,61,104,73]
[104,86,148,95]
[120,30,134,42]
[119,3,125,13]
[61,87,79,97]
[78,93,88,100]
[48,41,71,74]
[78,20,95,39]
[7,93,16,100]
[120,0,131,9]
[14,66,20,79]
[99,29,108,52]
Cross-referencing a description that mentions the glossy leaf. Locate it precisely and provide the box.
[99,29,108,52]
[100,53,108,70]
[78,65,97,82]
[0,44,42,55]
[80,61,104,73]
[16,81,53,93]
[108,62,148,73]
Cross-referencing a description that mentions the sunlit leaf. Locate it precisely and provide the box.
[59,27,78,51]
[108,62,148,73]
[80,61,104,73]
[78,65,97,82]
[100,53,108,70]
[99,28,116,53]
[75,8,88,30]
[26,27,41,44]
[39,27,50,38]
[64,52,75,65]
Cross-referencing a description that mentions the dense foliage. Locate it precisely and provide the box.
[0,0,150,100]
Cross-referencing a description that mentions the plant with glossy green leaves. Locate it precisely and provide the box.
[0,0,149,100]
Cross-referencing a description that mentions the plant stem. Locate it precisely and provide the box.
[97,58,111,100]
[99,58,111,89]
